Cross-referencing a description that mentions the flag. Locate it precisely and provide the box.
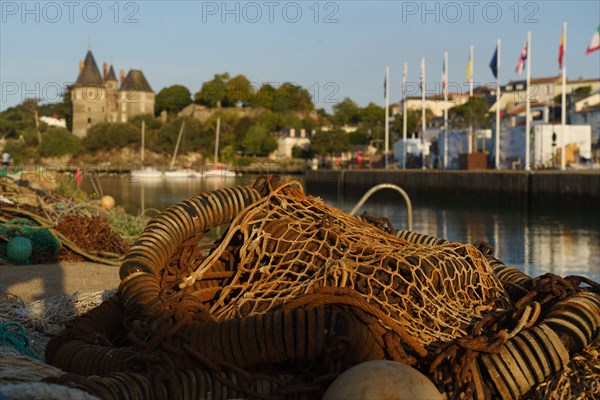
[442,56,447,90]
[420,58,425,90]
[516,40,528,75]
[586,25,600,54]
[489,45,498,79]
[558,25,565,69]
[466,51,472,82]
[383,74,386,99]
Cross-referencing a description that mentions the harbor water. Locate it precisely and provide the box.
[84,174,600,282]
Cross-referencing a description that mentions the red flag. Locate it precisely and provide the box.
[516,41,528,75]
[558,26,565,69]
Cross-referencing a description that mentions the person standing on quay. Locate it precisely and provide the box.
[2,152,10,168]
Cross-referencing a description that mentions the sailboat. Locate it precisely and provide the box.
[199,117,237,179]
[133,120,164,179]
[164,120,196,178]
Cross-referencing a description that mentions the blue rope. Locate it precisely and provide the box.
[0,322,44,361]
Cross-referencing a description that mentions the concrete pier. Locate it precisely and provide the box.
[305,169,600,209]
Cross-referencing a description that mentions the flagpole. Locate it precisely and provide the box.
[561,22,567,170]
[444,51,448,167]
[421,57,426,170]
[469,46,474,97]
[468,45,474,154]
[402,62,407,169]
[495,38,501,169]
[385,66,390,169]
[525,31,531,170]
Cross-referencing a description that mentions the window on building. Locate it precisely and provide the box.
[88,118,91,124]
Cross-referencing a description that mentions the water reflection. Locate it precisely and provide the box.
[84,175,599,282]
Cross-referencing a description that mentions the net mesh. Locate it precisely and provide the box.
[180,178,511,350]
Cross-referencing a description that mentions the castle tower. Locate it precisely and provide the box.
[71,50,106,138]
[105,65,119,122]
[118,69,155,121]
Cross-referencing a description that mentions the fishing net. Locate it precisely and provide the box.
[0,218,60,264]
[180,178,511,351]
[39,177,600,399]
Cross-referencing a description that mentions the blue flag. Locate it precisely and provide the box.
[489,45,498,79]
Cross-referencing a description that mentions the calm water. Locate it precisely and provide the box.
[84,174,600,282]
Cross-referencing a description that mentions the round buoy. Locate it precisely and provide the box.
[7,236,33,264]
[100,195,116,210]
[323,360,444,400]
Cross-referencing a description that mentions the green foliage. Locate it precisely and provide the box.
[574,86,591,95]
[272,83,314,113]
[3,140,34,164]
[155,85,192,114]
[38,127,81,157]
[38,85,73,131]
[20,128,41,147]
[129,114,163,130]
[360,103,385,126]
[292,145,314,159]
[83,122,140,152]
[242,124,277,156]
[226,75,253,105]
[348,129,370,145]
[0,99,40,138]
[449,96,489,129]
[332,98,361,126]
[106,209,148,241]
[310,129,349,156]
[194,73,231,108]
[248,84,275,109]
[392,109,421,138]
[150,117,206,155]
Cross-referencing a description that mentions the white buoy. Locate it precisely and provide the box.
[323,360,444,400]
[100,195,116,210]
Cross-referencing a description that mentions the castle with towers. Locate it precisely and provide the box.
[71,50,155,138]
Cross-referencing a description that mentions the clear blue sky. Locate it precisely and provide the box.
[1,1,599,112]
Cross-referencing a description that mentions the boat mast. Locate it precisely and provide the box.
[214,117,220,164]
[170,120,186,170]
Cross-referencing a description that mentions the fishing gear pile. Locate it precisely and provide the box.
[41,176,599,399]
[0,177,131,265]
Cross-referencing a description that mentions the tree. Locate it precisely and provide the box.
[3,140,34,164]
[242,124,278,156]
[155,85,192,115]
[392,109,420,138]
[360,102,385,126]
[248,83,276,109]
[348,129,370,145]
[129,114,163,130]
[38,127,81,157]
[150,117,204,154]
[332,98,361,126]
[83,122,140,152]
[194,73,230,108]
[38,84,73,131]
[310,129,349,157]
[226,75,253,106]
[449,96,489,130]
[272,83,314,113]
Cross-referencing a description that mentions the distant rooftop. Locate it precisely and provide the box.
[75,50,103,86]
[106,65,117,82]
[120,69,153,93]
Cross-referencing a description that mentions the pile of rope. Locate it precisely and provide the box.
[41,177,599,399]
[0,177,134,265]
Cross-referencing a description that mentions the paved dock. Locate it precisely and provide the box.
[0,262,120,303]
